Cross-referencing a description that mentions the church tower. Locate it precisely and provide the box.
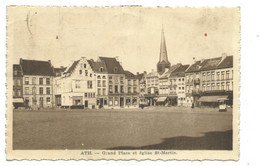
[157,25,171,75]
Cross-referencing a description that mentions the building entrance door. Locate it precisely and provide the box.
[120,97,124,107]
[100,98,103,108]
[85,100,88,108]
[39,97,43,107]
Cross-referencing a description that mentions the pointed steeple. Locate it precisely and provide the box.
[159,25,169,63]
[157,25,171,75]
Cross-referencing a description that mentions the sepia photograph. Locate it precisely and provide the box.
[6,6,240,160]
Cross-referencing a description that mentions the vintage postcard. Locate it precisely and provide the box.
[6,6,240,160]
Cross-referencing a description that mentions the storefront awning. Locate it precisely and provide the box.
[157,97,167,102]
[13,98,24,103]
[198,95,228,102]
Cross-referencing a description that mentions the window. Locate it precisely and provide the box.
[102,80,106,87]
[202,84,206,91]
[226,82,230,91]
[39,78,43,85]
[217,72,220,80]
[133,87,137,93]
[133,80,137,85]
[179,78,181,81]
[114,85,118,93]
[46,87,50,94]
[120,85,124,93]
[87,81,93,89]
[132,97,137,105]
[211,72,215,81]
[221,71,225,80]
[120,77,124,84]
[25,77,29,85]
[84,64,87,68]
[202,73,206,81]
[39,87,43,94]
[126,98,131,105]
[14,70,18,76]
[182,78,184,81]
[207,72,211,81]
[128,79,131,85]
[46,97,50,103]
[128,87,131,93]
[16,79,21,86]
[97,80,101,87]
[103,88,106,95]
[211,83,215,90]
[32,77,36,84]
[46,78,50,85]
[226,71,230,79]
[104,99,107,105]
[114,67,118,73]
[109,76,113,82]
[85,70,88,76]
[221,82,225,90]
[79,70,82,75]
[98,88,101,95]
[25,87,29,95]
[102,75,106,79]
[207,83,210,91]
[32,87,36,95]
[99,67,103,72]
[109,85,113,93]
[216,83,220,90]
[90,73,92,77]
[75,80,80,88]
[16,90,21,97]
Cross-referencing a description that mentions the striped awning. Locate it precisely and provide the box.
[157,97,167,102]
[13,98,24,103]
[198,95,228,102]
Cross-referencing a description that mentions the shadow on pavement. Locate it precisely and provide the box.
[108,130,232,150]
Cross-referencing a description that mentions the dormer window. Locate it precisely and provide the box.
[84,64,87,68]
[114,67,118,73]
[100,67,104,72]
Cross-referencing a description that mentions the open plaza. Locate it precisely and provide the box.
[13,107,232,150]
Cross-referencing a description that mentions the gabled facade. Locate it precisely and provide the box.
[20,59,55,108]
[54,57,96,109]
[145,70,159,106]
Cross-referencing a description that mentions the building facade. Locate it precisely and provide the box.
[20,59,55,108]
[54,57,96,109]
[13,64,24,108]
[185,55,233,107]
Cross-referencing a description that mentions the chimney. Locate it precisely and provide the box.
[222,53,227,60]
[193,57,196,63]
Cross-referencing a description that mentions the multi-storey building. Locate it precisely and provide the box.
[124,71,140,108]
[54,57,96,109]
[185,55,233,107]
[169,64,190,106]
[97,57,126,109]
[20,59,55,108]
[145,70,159,106]
[87,58,108,109]
[13,64,24,108]
[137,72,147,105]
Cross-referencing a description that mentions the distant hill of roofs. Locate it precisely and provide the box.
[15,55,233,78]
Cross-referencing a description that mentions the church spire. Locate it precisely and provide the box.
[157,25,171,75]
[159,25,169,63]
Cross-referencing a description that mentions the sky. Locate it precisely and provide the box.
[7,6,240,74]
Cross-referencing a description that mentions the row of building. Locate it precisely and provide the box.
[13,27,233,109]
